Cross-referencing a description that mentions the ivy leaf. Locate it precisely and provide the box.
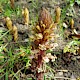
[63,45,70,53]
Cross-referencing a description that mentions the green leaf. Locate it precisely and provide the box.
[0,30,10,39]
[63,45,70,53]
[5,71,8,80]
[70,0,75,6]
[27,78,32,80]
[4,9,12,17]
[0,69,4,73]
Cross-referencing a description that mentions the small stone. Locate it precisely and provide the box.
[63,23,68,28]
[70,73,76,80]
[55,72,64,77]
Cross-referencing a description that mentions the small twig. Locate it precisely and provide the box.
[10,40,29,43]
[54,77,70,80]
[46,65,55,72]
[0,61,8,69]
[4,39,29,44]
[12,66,25,79]
[56,70,68,72]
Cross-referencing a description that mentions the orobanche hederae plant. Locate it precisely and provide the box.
[29,7,60,80]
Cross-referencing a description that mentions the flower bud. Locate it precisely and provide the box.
[12,25,18,41]
[6,17,13,32]
[55,7,61,23]
[70,19,74,29]
[22,8,29,25]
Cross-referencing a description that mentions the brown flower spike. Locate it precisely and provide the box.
[31,8,57,51]
[30,7,58,80]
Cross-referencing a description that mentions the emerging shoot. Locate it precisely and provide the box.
[55,7,61,24]
[12,25,18,41]
[5,17,13,32]
[70,19,74,29]
[22,8,29,26]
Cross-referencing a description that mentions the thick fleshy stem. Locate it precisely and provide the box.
[36,50,45,80]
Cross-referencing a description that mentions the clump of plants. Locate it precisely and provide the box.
[0,0,21,18]
[0,29,31,80]
[64,40,80,54]
[0,0,61,78]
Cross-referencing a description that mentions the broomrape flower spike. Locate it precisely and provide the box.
[12,25,18,42]
[30,7,59,80]
[70,19,78,34]
[70,19,74,29]
[5,17,13,32]
[55,7,61,24]
[5,17,18,42]
[22,8,29,26]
